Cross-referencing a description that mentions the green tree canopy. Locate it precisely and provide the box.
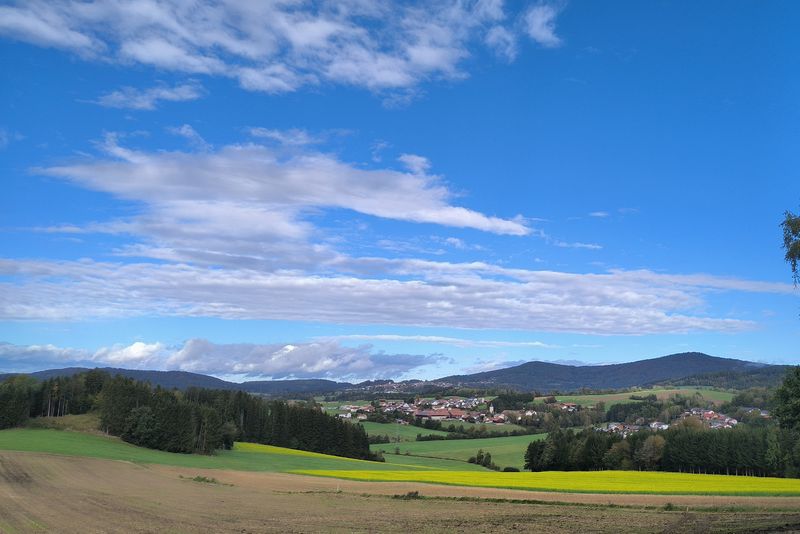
[775,367,800,432]
[782,209,800,284]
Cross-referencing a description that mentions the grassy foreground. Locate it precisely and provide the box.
[4,427,799,497]
[294,469,800,496]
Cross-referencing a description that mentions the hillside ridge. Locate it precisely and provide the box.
[0,352,778,394]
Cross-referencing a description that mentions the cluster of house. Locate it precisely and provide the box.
[680,408,740,429]
[740,406,771,418]
[599,421,669,438]
[596,407,769,436]
[333,397,536,425]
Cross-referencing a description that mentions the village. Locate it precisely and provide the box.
[333,396,533,425]
[595,407,772,437]
[331,396,773,440]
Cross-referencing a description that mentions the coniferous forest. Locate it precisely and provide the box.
[0,371,377,460]
[524,420,800,477]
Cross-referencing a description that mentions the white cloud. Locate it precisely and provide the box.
[248,127,320,146]
[93,342,166,365]
[589,211,609,218]
[328,334,557,349]
[398,153,431,174]
[555,240,602,250]
[0,127,24,150]
[524,3,564,48]
[9,128,793,340]
[0,1,549,95]
[444,237,467,249]
[0,3,97,51]
[0,340,165,368]
[485,25,517,61]
[167,338,443,379]
[460,358,529,374]
[167,124,211,151]
[0,258,783,335]
[371,140,390,162]
[37,137,530,253]
[0,339,442,380]
[94,81,204,110]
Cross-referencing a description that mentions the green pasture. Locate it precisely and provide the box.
[441,420,529,433]
[358,421,449,441]
[0,428,486,472]
[374,433,546,470]
[537,388,734,408]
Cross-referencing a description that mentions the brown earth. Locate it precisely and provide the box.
[2,451,800,534]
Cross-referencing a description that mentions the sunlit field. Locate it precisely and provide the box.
[375,433,546,469]
[295,469,800,496]
[0,429,486,472]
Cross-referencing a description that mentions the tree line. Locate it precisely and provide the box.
[524,423,800,477]
[524,367,800,478]
[0,371,377,461]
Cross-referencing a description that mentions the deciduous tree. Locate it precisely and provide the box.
[782,209,800,284]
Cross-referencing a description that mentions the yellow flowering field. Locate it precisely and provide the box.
[292,469,800,496]
[234,441,363,461]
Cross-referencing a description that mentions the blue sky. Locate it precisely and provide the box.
[1,1,798,381]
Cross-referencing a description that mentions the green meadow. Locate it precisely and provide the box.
[374,433,546,470]
[537,388,734,408]
[0,428,486,472]
[358,421,450,441]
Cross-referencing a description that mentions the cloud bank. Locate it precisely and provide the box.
[0,340,443,380]
[94,81,204,110]
[0,1,566,94]
[8,129,793,337]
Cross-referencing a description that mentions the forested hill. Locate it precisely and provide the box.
[1,352,777,395]
[656,364,792,390]
[437,352,768,392]
[0,368,352,395]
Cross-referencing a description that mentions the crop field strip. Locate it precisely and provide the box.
[293,469,800,496]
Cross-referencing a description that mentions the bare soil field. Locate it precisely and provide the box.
[2,451,799,533]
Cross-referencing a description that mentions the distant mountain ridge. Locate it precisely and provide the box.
[0,352,781,394]
[0,367,353,395]
[436,352,768,392]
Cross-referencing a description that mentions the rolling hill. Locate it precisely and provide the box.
[1,352,782,394]
[0,367,352,395]
[436,352,769,392]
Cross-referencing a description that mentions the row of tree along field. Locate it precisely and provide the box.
[524,425,800,477]
[524,368,800,478]
[0,371,377,461]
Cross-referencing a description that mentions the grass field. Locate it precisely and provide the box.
[0,428,486,472]
[359,421,450,441]
[443,420,529,433]
[295,469,800,496]
[537,388,734,407]
[375,433,546,469]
